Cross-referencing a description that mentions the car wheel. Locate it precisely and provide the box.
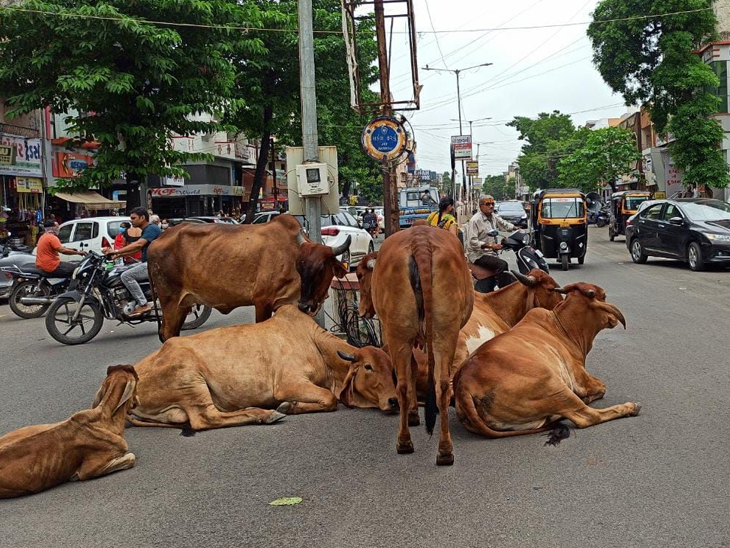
[630,239,648,264]
[687,242,705,272]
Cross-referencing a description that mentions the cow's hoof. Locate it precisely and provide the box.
[632,403,642,416]
[265,411,287,424]
[408,410,420,427]
[396,441,414,454]
[436,452,454,466]
[276,402,293,415]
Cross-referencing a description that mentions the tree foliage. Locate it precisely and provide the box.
[588,0,729,188]
[558,127,642,192]
[507,111,589,190]
[0,0,255,190]
[480,174,515,201]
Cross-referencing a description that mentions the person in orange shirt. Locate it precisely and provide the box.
[35,219,86,277]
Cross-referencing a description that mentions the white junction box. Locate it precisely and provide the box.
[296,163,329,196]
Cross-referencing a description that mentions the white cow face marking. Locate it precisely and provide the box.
[465,325,495,355]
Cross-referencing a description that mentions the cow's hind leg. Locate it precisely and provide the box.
[388,340,416,455]
[76,452,136,481]
[435,349,456,466]
[408,352,420,426]
[560,394,641,430]
[274,383,338,414]
[187,404,286,431]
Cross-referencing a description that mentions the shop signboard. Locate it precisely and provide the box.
[473,177,483,188]
[150,184,244,198]
[451,135,472,160]
[53,152,94,178]
[0,135,42,176]
[15,177,43,193]
[466,161,479,175]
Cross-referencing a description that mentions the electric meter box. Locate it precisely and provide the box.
[296,163,329,196]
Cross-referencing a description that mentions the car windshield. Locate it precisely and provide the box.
[680,201,730,221]
[625,196,649,210]
[498,202,525,214]
[541,197,585,219]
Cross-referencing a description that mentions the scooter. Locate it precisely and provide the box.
[2,263,73,319]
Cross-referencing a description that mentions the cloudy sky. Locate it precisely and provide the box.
[379,0,630,177]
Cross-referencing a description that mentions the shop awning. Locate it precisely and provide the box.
[54,191,126,211]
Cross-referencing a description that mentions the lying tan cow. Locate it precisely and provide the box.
[357,226,473,466]
[128,305,398,432]
[148,214,350,341]
[454,283,641,441]
[0,365,139,498]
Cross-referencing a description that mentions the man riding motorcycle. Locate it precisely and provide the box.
[466,195,516,293]
[36,219,86,277]
[102,207,161,317]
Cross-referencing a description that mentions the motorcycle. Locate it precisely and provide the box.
[470,230,549,294]
[2,263,74,319]
[0,231,35,299]
[595,207,610,228]
[44,251,212,345]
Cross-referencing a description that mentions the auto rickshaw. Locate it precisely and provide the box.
[530,189,587,271]
[608,191,651,241]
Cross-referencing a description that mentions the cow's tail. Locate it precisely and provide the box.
[409,245,437,435]
[454,382,561,440]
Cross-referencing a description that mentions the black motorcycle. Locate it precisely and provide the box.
[2,264,74,319]
[44,251,212,345]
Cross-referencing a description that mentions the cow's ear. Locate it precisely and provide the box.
[332,258,348,279]
[338,364,359,408]
[114,379,137,414]
[92,383,107,409]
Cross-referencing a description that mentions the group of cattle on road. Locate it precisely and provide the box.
[0,215,641,498]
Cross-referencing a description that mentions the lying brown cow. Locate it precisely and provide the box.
[357,226,473,466]
[148,214,350,341]
[454,283,641,441]
[0,365,139,498]
[128,305,398,432]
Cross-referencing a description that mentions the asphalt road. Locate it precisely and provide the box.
[1,227,729,548]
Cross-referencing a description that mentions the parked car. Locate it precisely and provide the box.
[187,216,239,224]
[32,217,131,263]
[295,211,374,267]
[166,218,207,227]
[252,211,281,224]
[626,198,730,271]
[496,200,528,228]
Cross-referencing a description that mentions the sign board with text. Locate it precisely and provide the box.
[451,135,472,160]
[466,161,479,175]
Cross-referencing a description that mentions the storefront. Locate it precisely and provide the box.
[0,134,44,246]
[150,184,244,218]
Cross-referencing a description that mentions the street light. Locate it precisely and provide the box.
[423,63,492,202]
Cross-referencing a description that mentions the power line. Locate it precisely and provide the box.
[423,0,448,69]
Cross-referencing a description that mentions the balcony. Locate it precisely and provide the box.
[0,122,40,139]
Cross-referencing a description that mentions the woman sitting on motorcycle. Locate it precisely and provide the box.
[426,197,458,236]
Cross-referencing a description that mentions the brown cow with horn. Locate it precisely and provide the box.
[453,283,641,442]
[147,214,350,341]
[0,366,139,498]
[128,305,398,432]
[357,226,473,466]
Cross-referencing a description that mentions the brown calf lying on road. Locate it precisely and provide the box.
[0,365,139,498]
[128,305,398,433]
[454,283,641,442]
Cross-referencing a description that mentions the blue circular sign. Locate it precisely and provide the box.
[362,116,407,161]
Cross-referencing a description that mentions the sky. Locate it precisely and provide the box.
[378,0,630,177]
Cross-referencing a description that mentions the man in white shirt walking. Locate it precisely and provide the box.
[466,195,516,292]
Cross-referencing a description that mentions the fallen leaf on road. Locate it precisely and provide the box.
[269,497,303,506]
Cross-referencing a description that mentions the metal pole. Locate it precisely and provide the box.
[298,0,321,244]
[375,0,398,237]
[271,137,278,211]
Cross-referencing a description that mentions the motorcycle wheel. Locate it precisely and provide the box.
[596,217,607,228]
[561,254,570,271]
[181,304,212,331]
[45,296,104,345]
[9,280,50,319]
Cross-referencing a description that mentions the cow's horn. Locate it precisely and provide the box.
[366,258,376,270]
[584,289,596,298]
[331,235,352,257]
[297,231,306,247]
[337,350,357,362]
[553,287,568,294]
[511,270,537,287]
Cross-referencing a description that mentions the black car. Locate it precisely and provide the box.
[626,198,730,271]
[496,201,528,228]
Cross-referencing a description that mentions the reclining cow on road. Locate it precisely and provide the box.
[0,366,139,498]
[357,226,473,466]
[453,283,641,441]
[128,305,398,433]
[147,214,351,341]
[360,265,564,398]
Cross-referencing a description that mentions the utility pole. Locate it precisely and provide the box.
[423,62,492,204]
[374,0,399,237]
[298,0,321,243]
[270,137,278,212]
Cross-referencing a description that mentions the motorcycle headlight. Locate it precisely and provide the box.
[559,242,568,250]
[704,233,730,242]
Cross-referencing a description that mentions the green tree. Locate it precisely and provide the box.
[481,174,513,201]
[0,0,256,197]
[229,0,379,220]
[558,127,642,192]
[507,112,588,189]
[588,0,729,188]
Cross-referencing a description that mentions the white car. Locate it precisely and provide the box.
[34,217,131,262]
[295,211,374,268]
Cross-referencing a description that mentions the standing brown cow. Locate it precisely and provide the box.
[147,215,350,341]
[357,226,473,466]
